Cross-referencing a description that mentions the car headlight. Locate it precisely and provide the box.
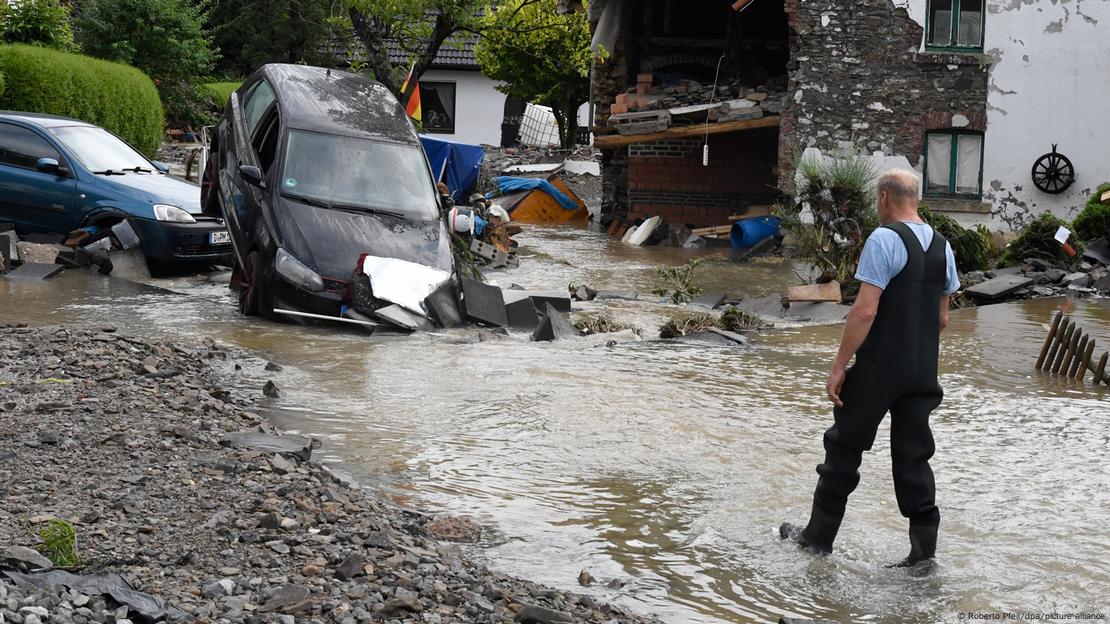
[274,248,324,292]
[153,204,196,223]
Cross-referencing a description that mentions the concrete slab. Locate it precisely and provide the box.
[15,242,64,265]
[105,248,150,280]
[373,304,433,332]
[1083,237,1110,266]
[502,289,572,314]
[0,231,18,263]
[4,262,64,280]
[531,303,581,342]
[965,275,1034,300]
[689,292,727,309]
[462,278,507,327]
[595,290,639,301]
[786,302,851,322]
[424,282,464,328]
[505,297,540,331]
[734,294,785,319]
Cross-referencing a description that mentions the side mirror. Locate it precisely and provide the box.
[238,164,265,188]
[151,161,170,174]
[36,157,63,175]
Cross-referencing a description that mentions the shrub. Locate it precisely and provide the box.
[780,151,878,281]
[36,518,79,568]
[0,44,164,155]
[75,0,216,127]
[201,81,241,108]
[1072,183,1110,243]
[920,207,989,273]
[1000,211,1078,267]
[0,70,5,98]
[651,258,703,305]
[0,0,76,51]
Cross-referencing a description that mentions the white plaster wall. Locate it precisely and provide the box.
[979,0,1110,227]
[420,69,506,146]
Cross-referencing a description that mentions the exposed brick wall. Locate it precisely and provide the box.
[779,1,989,173]
[627,127,779,226]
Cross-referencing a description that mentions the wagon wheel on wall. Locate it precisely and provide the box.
[1031,144,1075,195]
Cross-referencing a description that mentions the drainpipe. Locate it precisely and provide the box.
[588,58,596,144]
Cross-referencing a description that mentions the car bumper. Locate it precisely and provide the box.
[270,275,349,318]
[133,217,233,263]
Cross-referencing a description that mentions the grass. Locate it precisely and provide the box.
[573,314,641,336]
[36,518,79,568]
[659,306,769,339]
[201,81,242,107]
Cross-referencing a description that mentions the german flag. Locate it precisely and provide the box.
[400,61,422,123]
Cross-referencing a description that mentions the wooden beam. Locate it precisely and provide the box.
[594,115,781,150]
[1101,189,1110,203]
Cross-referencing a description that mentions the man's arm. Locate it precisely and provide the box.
[826,283,883,406]
[939,295,950,332]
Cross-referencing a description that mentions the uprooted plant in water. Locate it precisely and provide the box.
[659,306,770,339]
[652,258,704,305]
[573,314,641,337]
[779,151,879,282]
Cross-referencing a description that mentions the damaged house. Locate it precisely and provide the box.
[588,0,1110,229]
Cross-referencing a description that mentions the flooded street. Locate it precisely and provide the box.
[2,225,1108,624]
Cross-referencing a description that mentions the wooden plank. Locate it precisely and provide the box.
[594,115,780,150]
[1102,189,1110,203]
[691,225,732,236]
[786,281,842,303]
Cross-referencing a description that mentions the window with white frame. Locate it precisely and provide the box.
[926,0,984,50]
[924,130,983,197]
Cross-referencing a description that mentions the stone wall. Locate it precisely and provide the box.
[780,0,989,174]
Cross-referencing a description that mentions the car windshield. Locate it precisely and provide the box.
[48,126,152,172]
[280,130,438,219]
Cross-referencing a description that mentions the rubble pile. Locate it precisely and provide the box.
[0,223,151,282]
[0,325,661,624]
[603,74,788,137]
[958,238,1110,304]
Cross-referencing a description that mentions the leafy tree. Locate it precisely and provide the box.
[74,0,217,126]
[475,0,591,148]
[345,0,486,97]
[0,0,77,51]
[209,0,331,77]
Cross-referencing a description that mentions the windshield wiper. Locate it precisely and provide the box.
[122,166,153,173]
[331,204,405,219]
[91,169,125,176]
[280,192,404,219]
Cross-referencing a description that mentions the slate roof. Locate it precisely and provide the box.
[386,32,479,69]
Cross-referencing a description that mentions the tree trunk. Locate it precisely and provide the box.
[348,8,460,101]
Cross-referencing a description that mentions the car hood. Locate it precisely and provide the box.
[94,173,202,214]
[273,197,453,280]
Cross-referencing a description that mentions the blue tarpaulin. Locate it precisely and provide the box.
[491,176,579,212]
[420,135,484,204]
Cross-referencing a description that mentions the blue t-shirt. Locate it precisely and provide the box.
[855,222,961,295]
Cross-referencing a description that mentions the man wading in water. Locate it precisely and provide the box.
[780,169,960,567]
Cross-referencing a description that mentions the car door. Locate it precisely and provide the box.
[226,80,278,253]
[0,122,78,235]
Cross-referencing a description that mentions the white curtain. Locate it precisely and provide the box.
[927,135,952,192]
[957,0,983,46]
[955,134,982,194]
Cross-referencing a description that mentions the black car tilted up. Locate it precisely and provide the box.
[202,64,456,320]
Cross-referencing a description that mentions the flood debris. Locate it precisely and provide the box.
[532,303,583,342]
[1,221,151,282]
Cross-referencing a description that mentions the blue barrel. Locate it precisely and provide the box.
[730,215,782,249]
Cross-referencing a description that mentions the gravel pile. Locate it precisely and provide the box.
[0,325,659,624]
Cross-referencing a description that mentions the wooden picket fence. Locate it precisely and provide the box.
[1036,311,1109,385]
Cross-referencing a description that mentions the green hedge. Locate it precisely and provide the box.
[1072,183,1110,243]
[0,44,163,155]
[201,81,241,108]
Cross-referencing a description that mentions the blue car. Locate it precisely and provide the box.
[0,111,231,265]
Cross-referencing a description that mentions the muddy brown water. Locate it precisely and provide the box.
[2,226,1108,624]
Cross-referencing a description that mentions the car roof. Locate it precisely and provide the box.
[0,111,95,129]
[254,64,419,144]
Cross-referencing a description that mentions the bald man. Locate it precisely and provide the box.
[780,169,960,567]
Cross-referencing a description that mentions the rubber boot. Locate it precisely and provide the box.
[779,504,843,555]
[889,524,937,568]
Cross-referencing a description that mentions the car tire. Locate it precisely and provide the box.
[201,157,220,217]
[238,250,273,317]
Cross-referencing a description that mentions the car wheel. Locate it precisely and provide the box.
[238,250,273,317]
[201,157,220,217]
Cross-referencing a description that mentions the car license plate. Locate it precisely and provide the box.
[209,230,230,245]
